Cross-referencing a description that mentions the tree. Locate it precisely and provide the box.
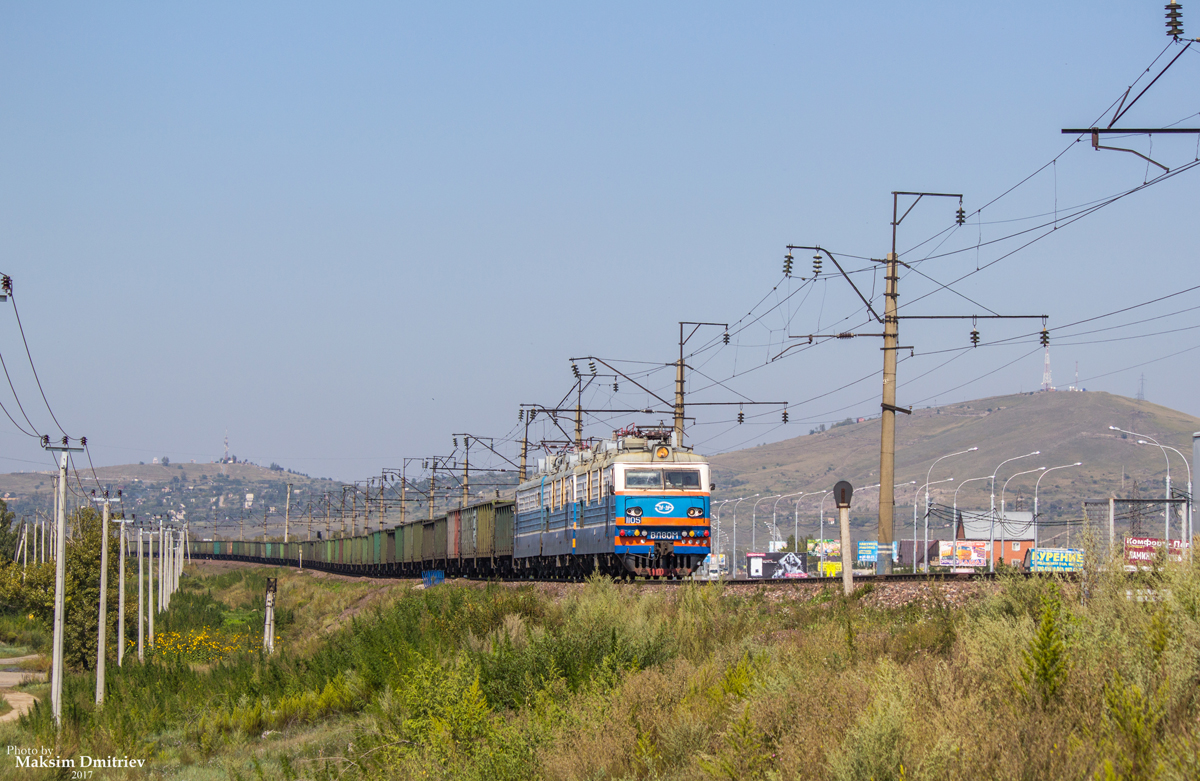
[0,499,18,561]
[161,456,170,466]
[56,506,118,671]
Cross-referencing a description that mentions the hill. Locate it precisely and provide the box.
[708,390,1198,543]
[0,461,341,536]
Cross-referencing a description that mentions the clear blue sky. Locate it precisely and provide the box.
[1,2,1198,482]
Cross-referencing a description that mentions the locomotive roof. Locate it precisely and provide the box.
[517,436,708,492]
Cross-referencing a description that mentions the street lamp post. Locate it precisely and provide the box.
[1000,467,1045,566]
[990,452,1040,572]
[819,490,836,571]
[1110,426,1175,542]
[1142,441,1192,554]
[914,477,954,572]
[773,492,803,551]
[752,496,781,555]
[731,495,757,579]
[920,447,977,573]
[712,498,733,574]
[1034,463,1082,547]
[1134,432,1190,546]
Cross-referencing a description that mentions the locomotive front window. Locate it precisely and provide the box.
[664,469,701,488]
[624,469,663,489]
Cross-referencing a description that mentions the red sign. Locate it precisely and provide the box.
[1124,536,1190,566]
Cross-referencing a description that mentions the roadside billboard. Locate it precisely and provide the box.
[856,540,899,563]
[938,540,988,568]
[819,561,842,577]
[809,539,840,559]
[1028,548,1085,573]
[747,551,809,578]
[1125,537,1190,567]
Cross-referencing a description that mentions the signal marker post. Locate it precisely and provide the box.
[835,481,855,596]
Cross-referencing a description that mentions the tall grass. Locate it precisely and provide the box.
[6,556,1200,780]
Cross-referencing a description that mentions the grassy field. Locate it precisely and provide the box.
[0,552,1198,780]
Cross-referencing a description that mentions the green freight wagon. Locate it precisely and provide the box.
[421,522,435,562]
[495,503,514,557]
[433,516,448,561]
[461,506,478,559]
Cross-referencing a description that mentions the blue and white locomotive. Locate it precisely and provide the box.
[514,427,711,578]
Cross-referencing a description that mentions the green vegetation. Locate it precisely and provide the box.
[1,554,1198,779]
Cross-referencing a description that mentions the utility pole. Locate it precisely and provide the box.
[137,523,144,662]
[159,517,165,615]
[147,522,154,651]
[284,483,292,543]
[42,436,83,730]
[362,480,370,533]
[429,460,437,521]
[462,438,469,507]
[92,492,110,705]
[519,411,530,482]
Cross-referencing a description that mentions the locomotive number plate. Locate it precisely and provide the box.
[647,531,679,540]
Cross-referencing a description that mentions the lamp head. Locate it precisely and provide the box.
[968,447,979,452]
[1138,440,1148,445]
[1109,426,1118,431]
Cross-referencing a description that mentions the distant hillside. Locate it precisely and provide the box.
[709,390,1198,542]
[0,460,516,539]
[0,461,341,535]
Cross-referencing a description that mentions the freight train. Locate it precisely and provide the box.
[189,427,712,579]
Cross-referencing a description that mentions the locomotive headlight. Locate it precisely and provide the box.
[626,506,643,517]
[686,507,704,518]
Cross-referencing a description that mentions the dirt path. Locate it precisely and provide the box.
[0,654,45,723]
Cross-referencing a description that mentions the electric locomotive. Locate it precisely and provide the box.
[514,425,711,578]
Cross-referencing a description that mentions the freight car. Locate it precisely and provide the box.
[189,428,711,580]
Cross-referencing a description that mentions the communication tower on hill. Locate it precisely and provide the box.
[1041,346,1053,392]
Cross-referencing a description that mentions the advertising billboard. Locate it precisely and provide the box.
[856,540,899,563]
[1124,537,1190,567]
[1028,548,1085,573]
[819,561,842,577]
[746,551,809,579]
[809,539,840,559]
[938,540,987,568]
